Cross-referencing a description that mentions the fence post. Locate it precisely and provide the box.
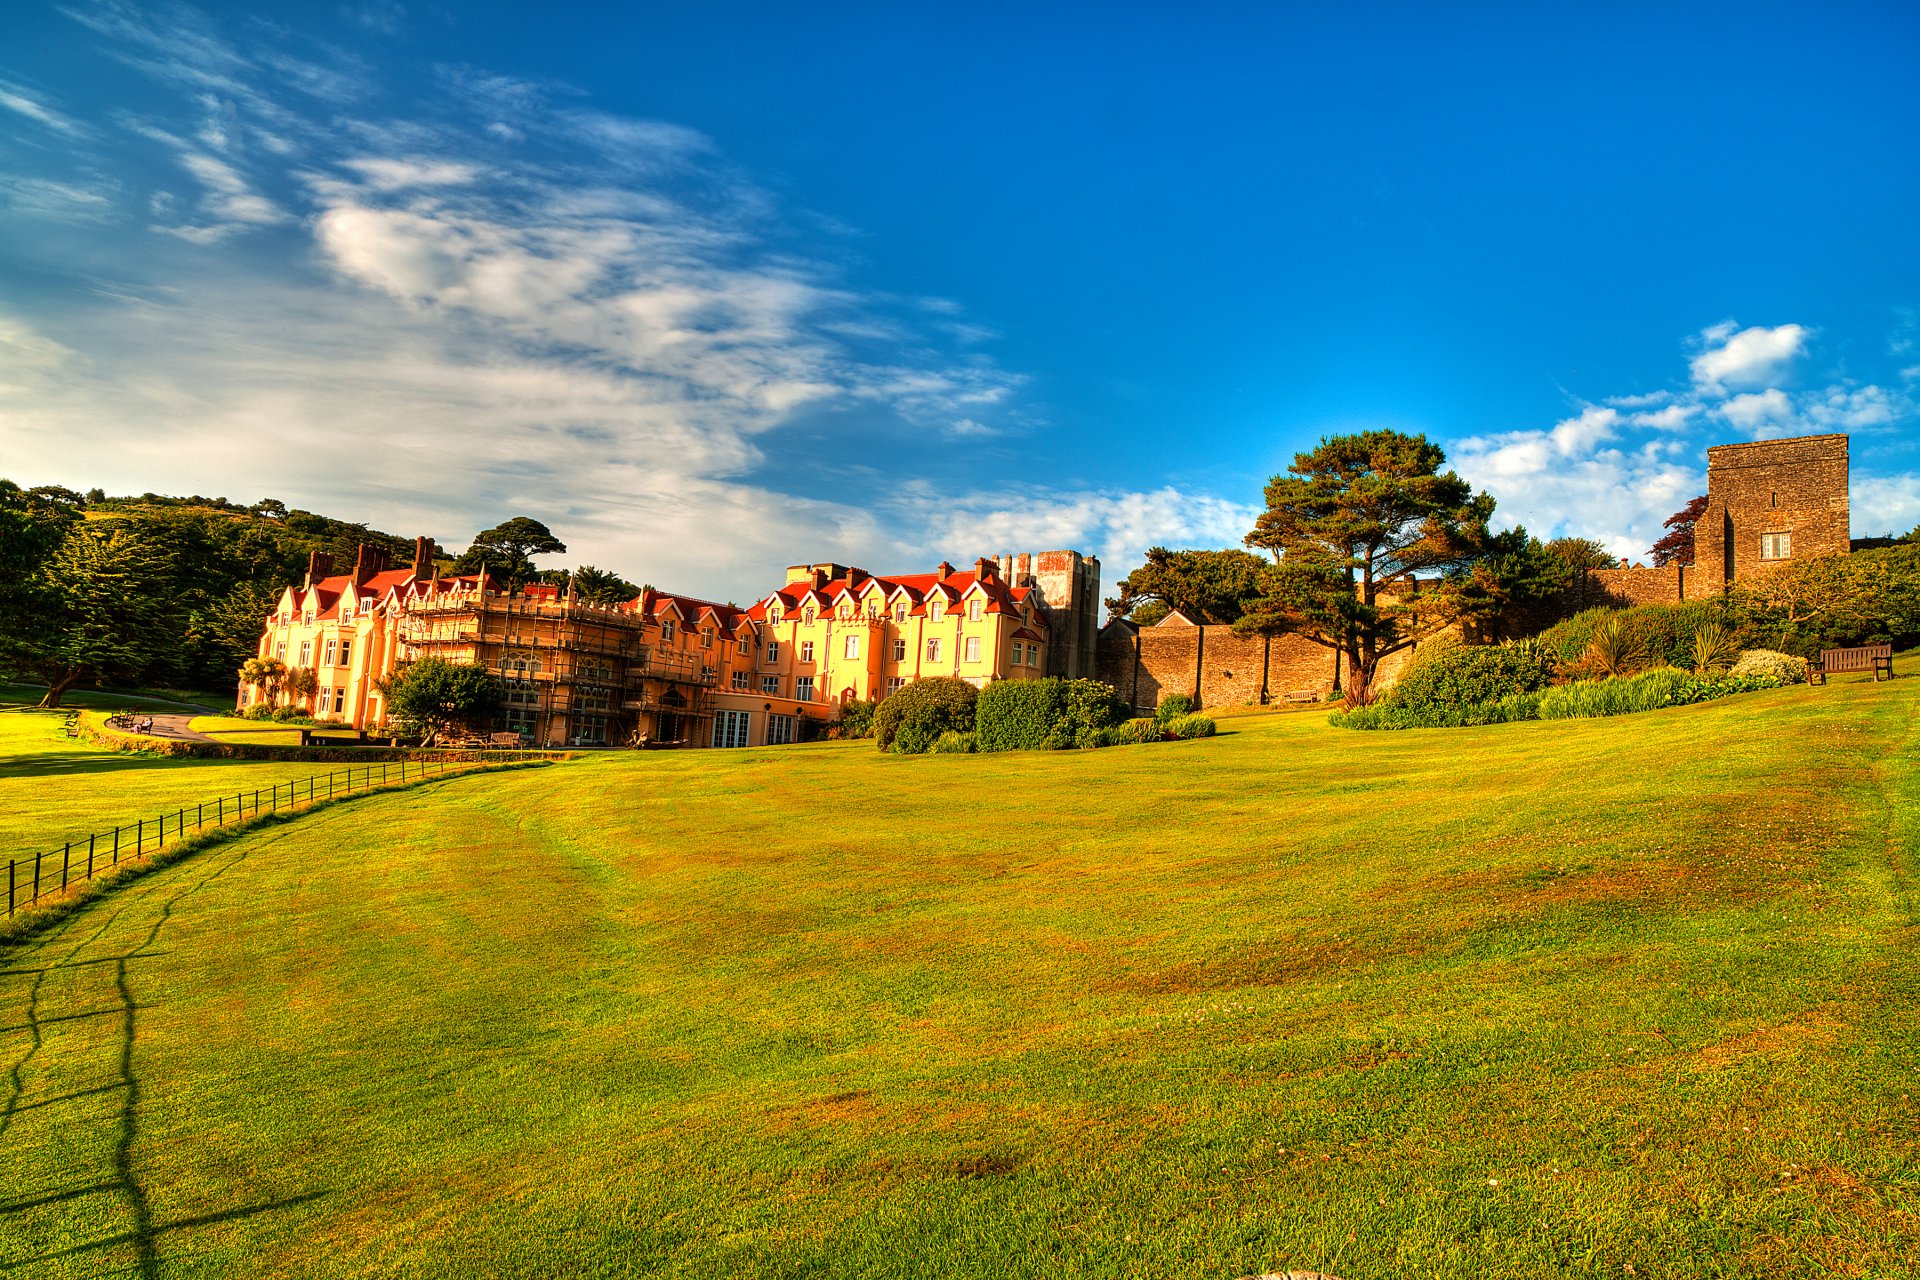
[254,789,260,815]
[136,818,143,857]
[197,802,204,829]
[88,834,95,880]
[113,826,120,865]
[6,860,12,915]
[62,843,70,890]
[218,797,224,825]
[33,850,42,904]
[177,808,184,839]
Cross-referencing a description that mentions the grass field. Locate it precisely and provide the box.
[1,678,1916,1277]
[0,712,358,857]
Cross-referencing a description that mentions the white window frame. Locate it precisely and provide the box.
[886,677,905,695]
[930,601,945,621]
[339,639,352,667]
[926,638,942,663]
[766,641,780,664]
[762,675,779,695]
[712,709,751,749]
[1760,531,1792,560]
[891,638,907,662]
[796,675,815,703]
[800,640,814,663]
[965,636,981,663]
[968,600,982,622]
[767,714,796,745]
[844,634,860,660]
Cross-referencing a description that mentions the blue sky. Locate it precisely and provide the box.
[1,1,1916,599]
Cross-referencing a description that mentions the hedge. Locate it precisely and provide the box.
[874,677,978,754]
[973,678,1128,752]
[1383,644,1556,711]
[1333,667,1786,731]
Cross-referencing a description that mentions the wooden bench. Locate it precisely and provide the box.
[488,731,526,748]
[1282,690,1319,704]
[1810,643,1893,685]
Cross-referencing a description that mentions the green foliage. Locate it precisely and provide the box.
[1165,713,1217,739]
[1729,649,1809,685]
[1546,536,1619,571]
[1239,429,1502,705]
[1154,692,1196,723]
[1382,643,1555,711]
[1105,547,1274,625]
[1331,692,1543,731]
[974,678,1127,752]
[835,697,881,740]
[378,658,504,744]
[1732,546,1920,655]
[571,565,640,607]
[453,516,568,589]
[14,524,176,707]
[874,676,977,754]
[1538,601,1736,673]
[1336,666,1788,731]
[1688,623,1740,675]
[928,730,977,754]
[1583,616,1650,678]
[1115,717,1167,744]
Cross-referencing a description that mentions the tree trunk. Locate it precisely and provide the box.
[1343,649,1378,707]
[36,670,81,709]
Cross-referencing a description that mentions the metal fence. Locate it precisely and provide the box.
[8,758,467,916]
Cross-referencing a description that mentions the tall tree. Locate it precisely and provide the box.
[1651,495,1709,567]
[453,517,568,589]
[1238,430,1497,706]
[18,525,175,707]
[1105,547,1274,625]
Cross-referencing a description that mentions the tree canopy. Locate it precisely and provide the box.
[1105,547,1273,625]
[1237,430,1501,706]
[1651,495,1709,567]
[378,658,504,745]
[454,517,568,588]
[571,565,641,607]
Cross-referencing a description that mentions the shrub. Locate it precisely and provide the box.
[241,704,273,721]
[1729,648,1809,685]
[1383,643,1555,711]
[1154,692,1196,723]
[1331,691,1543,731]
[836,697,881,739]
[1165,713,1216,739]
[975,678,1127,752]
[1583,616,1650,679]
[927,730,976,754]
[874,677,977,754]
[1115,717,1165,744]
[1689,623,1740,675]
[1538,601,1742,672]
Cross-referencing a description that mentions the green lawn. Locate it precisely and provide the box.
[0,711,356,857]
[1,681,1916,1277]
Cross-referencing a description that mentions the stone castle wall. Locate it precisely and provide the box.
[1097,620,1421,712]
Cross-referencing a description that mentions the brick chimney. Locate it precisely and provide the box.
[351,543,388,586]
[411,535,436,581]
[936,560,954,579]
[303,551,334,588]
[974,557,993,581]
[811,567,829,589]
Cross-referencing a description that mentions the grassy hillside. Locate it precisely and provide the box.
[1,682,1916,1277]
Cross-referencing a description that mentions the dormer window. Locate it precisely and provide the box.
[661,619,676,643]
[894,602,908,623]
[930,601,945,622]
[769,605,783,625]
[701,627,714,649]
[968,600,983,622]
[867,600,880,619]
[837,603,851,620]
[804,606,816,624]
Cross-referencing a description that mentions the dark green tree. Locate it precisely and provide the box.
[378,658,504,745]
[1105,547,1274,625]
[1239,430,1497,706]
[454,517,568,589]
[1546,536,1619,571]
[571,565,640,607]
[18,524,175,707]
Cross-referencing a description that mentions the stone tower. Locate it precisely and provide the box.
[1690,433,1849,597]
[995,550,1101,679]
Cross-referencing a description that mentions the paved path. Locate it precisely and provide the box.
[136,714,218,743]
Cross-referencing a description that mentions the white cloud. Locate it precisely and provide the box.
[1716,388,1794,434]
[916,486,1261,581]
[1853,474,1920,537]
[0,79,86,135]
[1689,322,1808,393]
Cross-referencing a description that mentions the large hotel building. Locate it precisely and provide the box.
[246,540,1099,749]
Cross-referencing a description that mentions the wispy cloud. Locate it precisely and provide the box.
[2,3,1239,596]
[0,78,87,136]
[1689,320,1809,393]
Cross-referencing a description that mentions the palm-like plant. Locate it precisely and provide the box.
[1688,623,1740,675]
[238,655,289,704]
[1584,616,1649,678]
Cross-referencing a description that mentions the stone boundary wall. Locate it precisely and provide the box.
[1098,624,1425,712]
[1582,564,1688,607]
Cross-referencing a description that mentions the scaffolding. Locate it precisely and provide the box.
[395,594,718,747]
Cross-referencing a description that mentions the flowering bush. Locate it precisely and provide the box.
[1729,649,1810,685]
